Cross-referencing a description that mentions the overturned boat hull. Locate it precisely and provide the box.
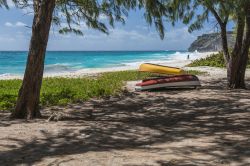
[136,75,201,91]
[139,63,185,75]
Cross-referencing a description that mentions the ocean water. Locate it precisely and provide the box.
[0,51,192,77]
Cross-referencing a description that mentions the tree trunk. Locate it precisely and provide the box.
[11,0,56,119]
[220,24,230,63]
[227,4,250,89]
[227,52,248,89]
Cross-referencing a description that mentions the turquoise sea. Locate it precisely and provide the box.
[0,51,191,77]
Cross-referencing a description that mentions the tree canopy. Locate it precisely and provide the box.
[165,0,250,88]
[7,0,175,119]
[169,0,250,55]
[8,0,172,39]
[0,0,9,8]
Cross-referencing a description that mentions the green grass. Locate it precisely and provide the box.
[187,52,250,68]
[0,70,206,111]
[185,70,207,75]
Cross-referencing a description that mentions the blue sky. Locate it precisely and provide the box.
[0,2,232,51]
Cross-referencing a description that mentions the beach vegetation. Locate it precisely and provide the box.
[0,70,206,111]
[170,0,250,89]
[7,0,171,119]
[5,0,248,119]
[188,52,250,68]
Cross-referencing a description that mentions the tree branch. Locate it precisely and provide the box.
[242,3,250,55]
[205,3,223,26]
[232,13,245,56]
[220,2,229,24]
[203,1,230,61]
[221,24,230,62]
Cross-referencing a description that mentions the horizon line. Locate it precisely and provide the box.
[0,49,187,52]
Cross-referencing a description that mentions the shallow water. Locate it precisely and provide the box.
[0,51,193,77]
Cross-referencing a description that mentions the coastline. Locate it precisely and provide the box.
[1,63,250,166]
[1,51,250,166]
[0,51,217,80]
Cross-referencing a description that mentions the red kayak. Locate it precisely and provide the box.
[136,75,201,91]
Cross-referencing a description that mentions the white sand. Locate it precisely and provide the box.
[1,52,250,166]
[0,52,218,80]
[1,72,250,165]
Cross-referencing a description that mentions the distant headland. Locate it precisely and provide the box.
[188,31,235,52]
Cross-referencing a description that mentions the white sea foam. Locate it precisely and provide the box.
[0,51,217,80]
[44,63,82,73]
[151,53,166,56]
[121,51,196,67]
[0,73,22,80]
[167,51,208,61]
[0,73,12,77]
[120,51,217,69]
[121,60,168,67]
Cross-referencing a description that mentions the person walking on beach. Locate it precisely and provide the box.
[187,54,190,60]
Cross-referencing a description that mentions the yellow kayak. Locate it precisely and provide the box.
[139,63,185,75]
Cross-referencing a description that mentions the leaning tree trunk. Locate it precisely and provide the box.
[227,5,250,89]
[227,52,248,88]
[11,0,56,119]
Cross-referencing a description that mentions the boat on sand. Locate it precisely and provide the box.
[139,63,185,75]
[136,75,201,91]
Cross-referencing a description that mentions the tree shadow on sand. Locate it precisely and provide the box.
[0,78,250,165]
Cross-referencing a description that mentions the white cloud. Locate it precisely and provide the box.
[4,22,13,27]
[15,21,27,27]
[0,36,15,42]
[99,14,108,21]
[21,7,34,16]
[135,25,149,30]
[166,27,196,41]
[1,20,200,51]
[99,14,127,22]
[7,0,15,8]
[0,34,29,50]
[50,27,158,42]
[108,29,148,40]
[58,22,87,30]
[4,21,27,27]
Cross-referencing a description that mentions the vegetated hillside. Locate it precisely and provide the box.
[188,32,235,52]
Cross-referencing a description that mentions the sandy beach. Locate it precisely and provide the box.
[1,0,250,165]
[1,51,250,165]
[1,69,250,165]
[0,52,217,80]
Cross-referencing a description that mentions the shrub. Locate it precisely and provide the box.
[0,70,205,111]
[187,52,250,68]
